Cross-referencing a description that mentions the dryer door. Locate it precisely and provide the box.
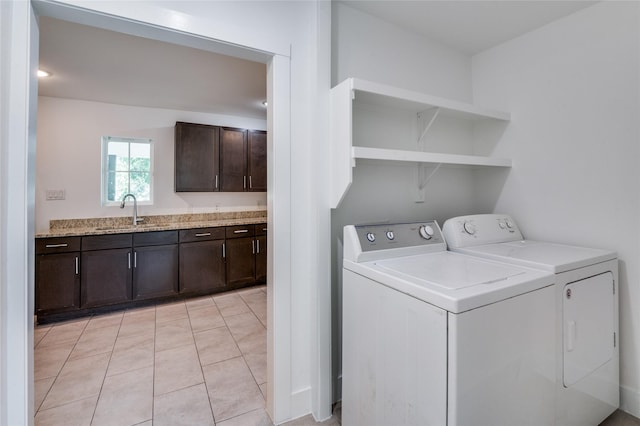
[563,272,615,387]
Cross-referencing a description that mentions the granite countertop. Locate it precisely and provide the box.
[36,210,267,238]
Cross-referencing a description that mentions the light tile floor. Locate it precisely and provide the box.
[34,285,340,426]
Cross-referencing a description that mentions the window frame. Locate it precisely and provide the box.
[101,136,154,207]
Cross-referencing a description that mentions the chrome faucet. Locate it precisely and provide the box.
[120,193,143,225]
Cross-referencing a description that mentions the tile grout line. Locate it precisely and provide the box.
[150,304,157,426]
[186,295,219,425]
[35,317,91,417]
[233,288,268,391]
[89,312,125,426]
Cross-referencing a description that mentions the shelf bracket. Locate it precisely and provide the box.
[414,162,442,203]
[417,107,440,148]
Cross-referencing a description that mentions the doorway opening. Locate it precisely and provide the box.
[24,1,292,423]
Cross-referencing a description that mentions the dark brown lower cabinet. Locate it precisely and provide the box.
[133,231,179,300]
[36,224,265,322]
[179,239,226,295]
[256,234,267,283]
[133,244,179,300]
[226,237,257,288]
[36,252,80,315]
[81,247,132,308]
[81,233,133,308]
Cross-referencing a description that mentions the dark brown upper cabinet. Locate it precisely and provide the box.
[175,122,266,193]
[175,122,220,192]
[248,130,267,192]
[220,127,248,192]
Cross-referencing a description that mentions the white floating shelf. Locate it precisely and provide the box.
[352,147,512,168]
[329,78,512,208]
[352,79,511,121]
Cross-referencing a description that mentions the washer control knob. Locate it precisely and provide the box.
[386,231,395,240]
[498,221,506,229]
[366,232,376,243]
[505,220,514,229]
[463,222,476,235]
[419,225,434,240]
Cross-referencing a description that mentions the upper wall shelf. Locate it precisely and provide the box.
[329,78,512,208]
[350,79,511,121]
[353,147,512,168]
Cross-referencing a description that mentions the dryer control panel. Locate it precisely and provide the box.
[443,214,524,248]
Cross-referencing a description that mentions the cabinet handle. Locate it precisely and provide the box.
[134,251,137,268]
[262,228,267,232]
[128,252,131,269]
[243,176,246,189]
[249,175,253,189]
[222,243,226,258]
[195,232,211,237]
[252,239,255,254]
[75,256,79,275]
[256,239,260,254]
[215,175,218,189]
[233,229,249,234]
[45,243,68,248]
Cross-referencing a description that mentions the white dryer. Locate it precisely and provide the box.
[443,214,619,426]
[342,221,556,426]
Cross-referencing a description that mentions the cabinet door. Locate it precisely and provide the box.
[226,237,256,288]
[35,252,80,314]
[81,248,132,308]
[133,244,179,300]
[248,130,267,192]
[179,240,226,295]
[220,127,247,192]
[255,235,267,283]
[175,122,219,192]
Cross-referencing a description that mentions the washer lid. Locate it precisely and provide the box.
[375,252,526,290]
[344,251,554,313]
[456,240,616,273]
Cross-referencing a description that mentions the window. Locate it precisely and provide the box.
[102,136,153,205]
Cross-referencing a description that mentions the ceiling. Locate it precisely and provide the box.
[340,0,598,55]
[38,2,598,115]
[38,17,268,119]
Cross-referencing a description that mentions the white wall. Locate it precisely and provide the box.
[332,3,472,101]
[330,3,487,399]
[472,1,640,416]
[35,97,267,233]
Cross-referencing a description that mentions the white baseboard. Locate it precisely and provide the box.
[620,384,640,418]
[289,386,312,422]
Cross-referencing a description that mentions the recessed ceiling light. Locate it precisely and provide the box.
[37,69,51,78]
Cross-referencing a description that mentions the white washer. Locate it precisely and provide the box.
[342,221,556,426]
[443,214,619,426]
